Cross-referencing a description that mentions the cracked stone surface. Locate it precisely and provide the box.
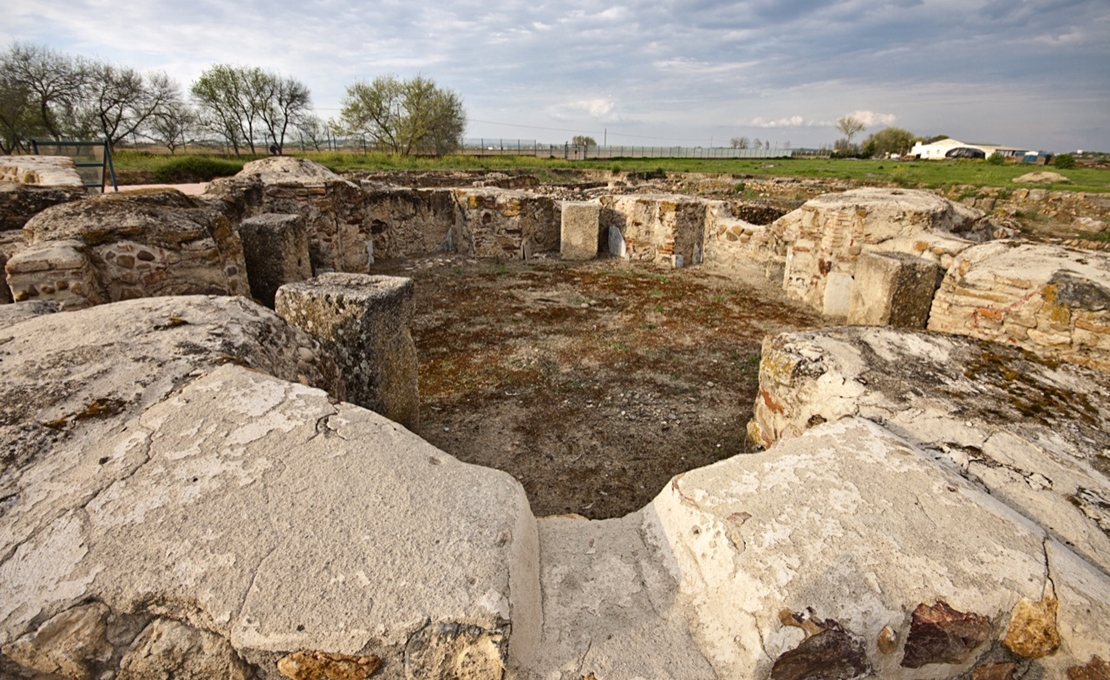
[750,326,1110,575]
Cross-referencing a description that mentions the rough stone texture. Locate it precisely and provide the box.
[600,194,708,266]
[361,187,457,260]
[1002,587,1060,658]
[771,620,870,680]
[643,417,1080,678]
[559,201,600,260]
[118,618,255,680]
[900,601,992,668]
[239,213,313,308]
[0,155,85,189]
[277,650,381,680]
[0,230,24,303]
[7,189,248,309]
[0,182,86,232]
[774,188,980,317]
[0,300,59,328]
[206,157,372,274]
[702,200,781,270]
[972,661,1018,680]
[1069,656,1110,679]
[847,251,942,327]
[276,274,420,430]
[750,327,1110,581]
[452,188,559,260]
[928,241,1110,372]
[0,361,541,678]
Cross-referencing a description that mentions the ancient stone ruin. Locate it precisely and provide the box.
[2,156,1110,679]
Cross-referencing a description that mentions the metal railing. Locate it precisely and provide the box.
[460,139,795,160]
[30,138,118,193]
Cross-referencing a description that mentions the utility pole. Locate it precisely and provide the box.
[604,128,607,146]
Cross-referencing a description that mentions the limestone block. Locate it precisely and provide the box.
[239,213,313,308]
[600,194,708,266]
[560,201,600,260]
[646,417,1110,679]
[117,618,255,680]
[276,273,420,430]
[0,365,538,680]
[0,155,85,189]
[775,188,979,315]
[847,251,942,327]
[749,326,1110,576]
[928,241,1110,371]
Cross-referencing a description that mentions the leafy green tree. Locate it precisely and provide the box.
[572,135,597,147]
[861,127,916,157]
[1053,153,1075,169]
[836,116,866,147]
[340,75,465,156]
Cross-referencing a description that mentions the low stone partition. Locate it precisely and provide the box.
[749,326,1110,576]
[928,241,1110,372]
[239,213,312,308]
[276,273,420,430]
[774,188,981,318]
[361,186,458,259]
[452,187,559,259]
[600,193,708,267]
[701,200,782,272]
[560,200,601,260]
[5,189,247,308]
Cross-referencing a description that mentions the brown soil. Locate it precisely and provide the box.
[374,255,821,519]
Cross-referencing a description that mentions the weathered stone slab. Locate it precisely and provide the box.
[928,241,1110,372]
[600,194,708,266]
[559,201,600,260]
[239,213,312,308]
[0,300,59,329]
[11,190,247,308]
[645,417,1110,679]
[276,273,419,430]
[749,326,1110,576]
[0,183,86,233]
[847,251,942,327]
[775,188,979,317]
[1,364,539,680]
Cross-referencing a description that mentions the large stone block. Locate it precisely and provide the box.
[239,213,312,308]
[5,239,100,308]
[560,201,600,260]
[847,251,942,327]
[276,273,420,430]
[0,155,85,189]
[749,326,1110,577]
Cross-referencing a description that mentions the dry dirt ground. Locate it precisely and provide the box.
[374,255,821,519]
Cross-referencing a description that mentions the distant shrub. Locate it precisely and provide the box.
[152,156,245,183]
[987,152,1005,165]
[1053,153,1075,169]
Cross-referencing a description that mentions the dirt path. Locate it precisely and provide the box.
[375,255,822,519]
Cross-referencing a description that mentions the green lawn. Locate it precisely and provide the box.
[111,149,1110,194]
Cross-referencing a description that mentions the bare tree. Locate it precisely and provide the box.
[256,74,311,154]
[147,94,196,154]
[79,65,181,149]
[0,43,87,142]
[730,136,749,149]
[836,116,866,147]
[341,75,465,156]
[572,135,597,147]
[294,114,329,152]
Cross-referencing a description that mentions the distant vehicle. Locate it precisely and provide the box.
[945,147,987,159]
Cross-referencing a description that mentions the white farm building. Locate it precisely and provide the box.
[910,138,1035,160]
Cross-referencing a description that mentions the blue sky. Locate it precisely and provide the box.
[4,0,1108,151]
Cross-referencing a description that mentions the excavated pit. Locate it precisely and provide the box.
[375,254,822,519]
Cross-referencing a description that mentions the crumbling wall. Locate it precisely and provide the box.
[600,194,708,266]
[5,189,247,308]
[452,188,559,259]
[928,241,1110,372]
[360,187,458,260]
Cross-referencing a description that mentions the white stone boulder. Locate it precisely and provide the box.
[749,326,1110,576]
[928,240,1110,372]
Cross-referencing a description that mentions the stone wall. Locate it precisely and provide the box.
[361,187,458,260]
[928,241,1110,372]
[0,155,85,188]
[600,194,708,266]
[5,189,247,308]
[775,188,981,318]
[452,188,559,259]
[701,200,783,271]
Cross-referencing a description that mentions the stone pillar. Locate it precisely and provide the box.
[239,213,312,308]
[847,251,942,328]
[276,274,419,430]
[560,201,600,260]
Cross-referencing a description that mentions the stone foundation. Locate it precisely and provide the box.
[276,273,420,430]
[600,194,708,266]
[847,251,942,327]
[452,188,559,259]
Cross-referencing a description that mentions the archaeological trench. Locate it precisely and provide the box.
[1,154,1109,680]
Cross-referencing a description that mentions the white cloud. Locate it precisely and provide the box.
[548,98,620,121]
[749,115,808,128]
[846,110,899,127]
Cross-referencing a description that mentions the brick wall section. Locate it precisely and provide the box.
[928,241,1110,372]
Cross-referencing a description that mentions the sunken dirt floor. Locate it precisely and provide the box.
[374,255,822,520]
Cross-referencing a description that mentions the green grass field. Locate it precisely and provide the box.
[112,149,1110,194]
